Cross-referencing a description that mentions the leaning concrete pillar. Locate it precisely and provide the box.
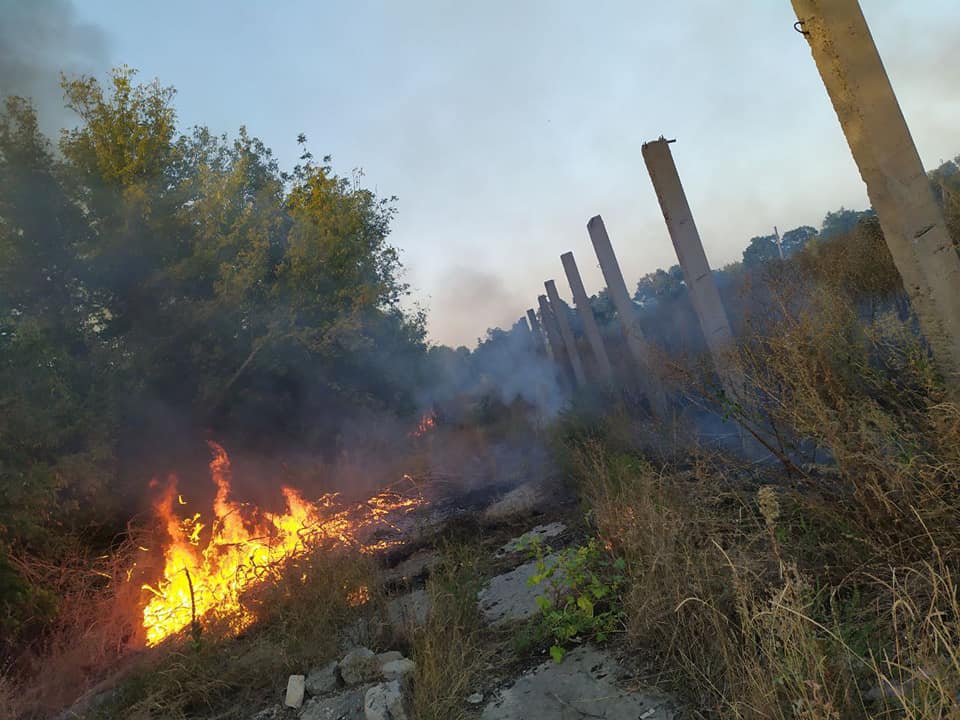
[545,280,587,387]
[586,215,666,411]
[641,137,744,400]
[792,0,960,392]
[526,308,548,356]
[538,293,571,382]
[560,251,614,384]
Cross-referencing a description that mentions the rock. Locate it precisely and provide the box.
[249,705,281,720]
[477,555,563,625]
[375,651,404,666]
[496,523,567,557]
[284,674,306,709]
[306,660,340,695]
[482,481,548,522]
[364,680,409,720]
[300,687,367,720]
[380,658,415,681]
[466,692,484,705]
[386,589,430,629]
[340,647,378,686]
[480,646,673,720]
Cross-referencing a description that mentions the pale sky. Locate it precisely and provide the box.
[5,1,959,347]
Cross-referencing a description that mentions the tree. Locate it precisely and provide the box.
[820,207,874,241]
[634,265,685,306]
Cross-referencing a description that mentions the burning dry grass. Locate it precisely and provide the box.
[1,533,145,719]
[86,545,384,720]
[1,441,429,719]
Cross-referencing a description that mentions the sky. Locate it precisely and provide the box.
[3,1,959,348]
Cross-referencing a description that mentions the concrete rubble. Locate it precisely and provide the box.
[299,687,366,720]
[364,679,410,720]
[305,660,340,695]
[284,674,306,709]
[339,647,379,686]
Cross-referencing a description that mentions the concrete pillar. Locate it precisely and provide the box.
[792,0,960,391]
[538,293,571,382]
[641,137,744,399]
[545,280,587,387]
[526,308,548,356]
[586,215,666,412]
[560,251,614,384]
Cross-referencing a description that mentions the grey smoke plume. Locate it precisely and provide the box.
[0,0,109,136]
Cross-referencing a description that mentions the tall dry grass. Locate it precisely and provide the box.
[410,543,488,720]
[568,224,960,718]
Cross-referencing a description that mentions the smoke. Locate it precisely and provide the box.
[0,0,109,136]
[427,266,527,348]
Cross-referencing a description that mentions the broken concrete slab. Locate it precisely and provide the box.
[477,555,560,626]
[300,686,367,720]
[496,523,566,557]
[284,674,306,709]
[386,588,430,629]
[481,646,673,720]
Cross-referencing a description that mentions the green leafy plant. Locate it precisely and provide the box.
[526,539,625,662]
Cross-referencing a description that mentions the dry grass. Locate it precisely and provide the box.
[4,541,383,720]
[2,531,146,719]
[410,544,488,720]
[567,232,960,718]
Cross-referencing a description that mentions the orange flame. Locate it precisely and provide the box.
[409,412,436,438]
[141,441,423,646]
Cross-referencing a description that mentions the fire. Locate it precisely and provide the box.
[410,412,436,438]
[141,441,423,646]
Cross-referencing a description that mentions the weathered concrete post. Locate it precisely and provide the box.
[526,308,547,356]
[586,215,666,411]
[560,251,614,384]
[792,0,960,391]
[545,280,587,387]
[538,293,571,381]
[641,137,744,399]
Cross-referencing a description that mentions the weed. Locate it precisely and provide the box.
[525,539,625,662]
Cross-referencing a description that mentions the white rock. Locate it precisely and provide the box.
[284,675,306,709]
[380,658,416,681]
[364,680,408,720]
[305,660,340,695]
[466,692,484,705]
[300,687,366,720]
[375,650,404,666]
[340,647,377,685]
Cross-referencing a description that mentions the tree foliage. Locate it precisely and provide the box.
[0,68,425,651]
